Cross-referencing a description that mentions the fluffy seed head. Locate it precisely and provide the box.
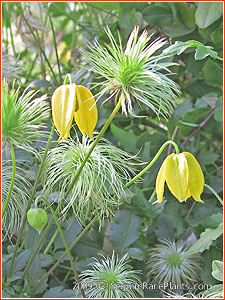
[82,26,180,117]
[79,252,144,298]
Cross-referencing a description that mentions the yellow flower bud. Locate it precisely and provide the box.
[52,83,98,140]
[154,152,204,204]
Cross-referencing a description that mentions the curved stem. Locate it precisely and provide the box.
[64,73,73,85]
[30,214,99,295]
[204,184,223,206]
[45,3,62,84]
[20,196,86,298]
[123,140,179,189]
[15,3,59,85]
[185,202,196,221]
[2,142,16,217]
[17,99,122,284]
[8,125,55,276]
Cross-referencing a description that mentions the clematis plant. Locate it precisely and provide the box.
[52,75,98,140]
[155,152,205,204]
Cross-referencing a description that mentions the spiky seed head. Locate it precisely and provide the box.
[82,26,180,117]
[147,238,201,286]
[2,160,31,238]
[2,80,50,154]
[79,252,144,298]
[41,136,138,226]
[2,54,21,81]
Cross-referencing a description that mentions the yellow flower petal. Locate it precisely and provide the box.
[184,152,204,203]
[52,84,76,140]
[74,85,98,139]
[154,157,168,204]
[165,153,189,202]
[185,188,192,201]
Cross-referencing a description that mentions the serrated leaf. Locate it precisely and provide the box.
[186,223,223,256]
[212,260,223,281]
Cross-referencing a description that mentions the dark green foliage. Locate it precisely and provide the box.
[2,2,222,298]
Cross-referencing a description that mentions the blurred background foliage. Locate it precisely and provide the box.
[2,2,223,298]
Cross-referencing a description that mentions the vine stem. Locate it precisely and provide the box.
[204,184,223,206]
[123,140,180,189]
[2,142,16,217]
[180,108,215,147]
[45,3,62,84]
[30,214,99,295]
[17,99,122,286]
[18,196,86,298]
[15,3,59,85]
[8,125,55,276]
[29,139,180,293]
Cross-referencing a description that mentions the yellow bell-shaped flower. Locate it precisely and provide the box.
[52,83,97,140]
[154,152,204,204]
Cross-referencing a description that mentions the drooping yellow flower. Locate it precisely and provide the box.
[52,83,97,140]
[154,152,204,204]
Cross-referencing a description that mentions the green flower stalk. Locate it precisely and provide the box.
[79,252,144,298]
[42,136,137,225]
[2,161,31,237]
[147,238,201,286]
[2,80,50,154]
[83,26,180,117]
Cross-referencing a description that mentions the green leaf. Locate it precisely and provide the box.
[143,5,173,26]
[32,80,52,88]
[54,218,82,250]
[72,223,104,258]
[198,150,219,167]
[89,2,120,11]
[201,213,223,229]
[195,46,218,60]
[163,40,218,60]
[214,97,223,122]
[162,24,195,38]
[179,107,211,136]
[211,25,223,47]
[176,2,196,29]
[109,209,141,251]
[186,222,223,256]
[212,260,223,281]
[43,286,75,298]
[195,2,223,29]
[13,249,32,273]
[200,248,222,284]
[203,59,223,87]
[201,284,223,298]
[49,2,67,16]
[110,123,137,153]
[127,247,145,261]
